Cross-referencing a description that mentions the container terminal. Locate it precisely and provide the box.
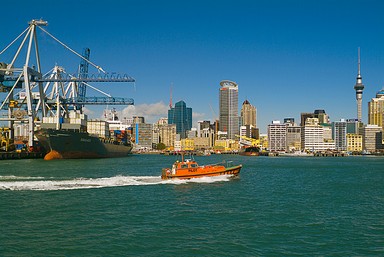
[0,19,135,160]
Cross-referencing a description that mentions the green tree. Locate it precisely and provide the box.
[156,142,166,150]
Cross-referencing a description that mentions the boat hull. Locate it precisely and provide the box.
[162,164,242,180]
[239,146,260,156]
[35,129,132,160]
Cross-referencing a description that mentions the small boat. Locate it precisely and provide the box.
[161,154,242,180]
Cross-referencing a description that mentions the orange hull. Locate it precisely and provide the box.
[162,161,242,180]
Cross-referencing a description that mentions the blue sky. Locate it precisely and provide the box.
[1,0,384,133]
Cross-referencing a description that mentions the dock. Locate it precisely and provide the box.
[0,152,45,160]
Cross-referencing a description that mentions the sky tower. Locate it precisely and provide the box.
[354,47,365,122]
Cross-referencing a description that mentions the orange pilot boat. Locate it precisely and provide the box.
[161,154,242,180]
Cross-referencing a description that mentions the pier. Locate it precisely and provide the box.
[0,152,45,160]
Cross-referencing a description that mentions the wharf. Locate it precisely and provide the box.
[0,151,45,160]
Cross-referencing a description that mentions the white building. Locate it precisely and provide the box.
[301,118,335,152]
[268,120,287,152]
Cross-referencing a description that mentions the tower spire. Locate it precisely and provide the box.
[169,82,173,109]
[354,47,365,122]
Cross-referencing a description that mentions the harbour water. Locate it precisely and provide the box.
[1,155,383,256]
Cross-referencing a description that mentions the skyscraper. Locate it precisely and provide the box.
[219,80,239,139]
[168,100,192,139]
[241,99,257,127]
[368,88,384,128]
[354,47,365,122]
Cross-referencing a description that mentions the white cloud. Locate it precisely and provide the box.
[121,101,169,123]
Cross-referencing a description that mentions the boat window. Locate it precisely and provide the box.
[181,164,188,168]
[190,164,198,168]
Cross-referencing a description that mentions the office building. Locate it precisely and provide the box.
[346,133,363,152]
[333,119,347,151]
[368,88,384,128]
[359,124,383,153]
[268,120,287,152]
[301,118,335,152]
[286,126,301,152]
[168,100,192,139]
[241,100,256,127]
[219,80,239,140]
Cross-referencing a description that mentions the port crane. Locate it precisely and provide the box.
[0,19,135,148]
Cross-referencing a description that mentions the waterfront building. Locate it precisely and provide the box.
[346,133,363,152]
[168,100,192,139]
[153,118,176,149]
[354,48,365,122]
[181,138,194,151]
[200,127,215,148]
[333,119,347,151]
[239,124,257,140]
[368,88,384,128]
[193,137,210,150]
[187,128,198,138]
[241,100,257,127]
[197,120,210,137]
[286,125,301,152]
[268,120,287,152]
[301,118,335,152]
[219,80,239,140]
[214,139,239,152]
[359,124,383,153]
[158,124,176,149]
[133,123,153,149]
[174,140,181,152]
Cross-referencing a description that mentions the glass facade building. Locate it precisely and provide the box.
[219,80,239,140]
[168,100,192,139]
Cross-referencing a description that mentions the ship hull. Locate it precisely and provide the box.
[35,129,132,160]
[239,146,260,156]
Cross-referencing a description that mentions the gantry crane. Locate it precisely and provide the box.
[0,19,135,149]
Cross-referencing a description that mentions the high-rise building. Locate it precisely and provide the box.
[333,119,347,151]
[153,118,176,149]
[314,109,330,124]
[354,47,365,122]
[286,126,301,152]
[368,88,384,128]
[219,80,239,140]
[133,123,153,149]
[301,118,335,152]
[359,124,383,153]
[241,100,256,127]
[168,100,192,139]
[268,120,287,152]
[346,119,360,134]
[300,112,315,126]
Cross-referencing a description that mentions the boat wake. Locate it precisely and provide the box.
[0,174,233,191]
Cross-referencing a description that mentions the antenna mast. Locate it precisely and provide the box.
[169,82,173,109]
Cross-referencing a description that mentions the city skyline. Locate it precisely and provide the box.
[1,0,384,133]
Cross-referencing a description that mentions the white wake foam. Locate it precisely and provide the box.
[0,174,233,191]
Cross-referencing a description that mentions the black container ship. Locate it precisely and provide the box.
[35,112,132,160]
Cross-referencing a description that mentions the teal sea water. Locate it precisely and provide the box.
[0,155,383,256]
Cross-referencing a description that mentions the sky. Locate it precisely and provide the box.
[1,0,384,133]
